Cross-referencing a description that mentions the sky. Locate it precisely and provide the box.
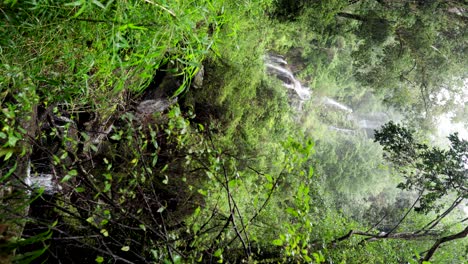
[435,80,468,141]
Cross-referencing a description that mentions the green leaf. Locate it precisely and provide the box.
[100,229,109,237]
[64,0,83,7]
[103,173,112,180]
[162,175,169,184]
[139,224,146,231]
[308,166,314,178]
[228,179,239,188]
[213,248,223,257]
[193,206,201,217]
[286,207,299,217]
[92,0,105,9]
[74,187,85,192]
[61,174,73,183]
[61,169,78,182]
[272,239,283,246]
[127,24,148,31]
[104,182,111,192]
[110,134,121,140]
[95,256,104,263]
[7,134,19,147]
[80,132,90,141]
[90,144,98,152]
[60,152,68,160]
[4,150,13,161]
[13,247,48,264]
[72,1,88,18]
[121,246,130,252]
[172,83,187,98]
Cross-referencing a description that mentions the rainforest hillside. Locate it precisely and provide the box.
[0,1,467,263]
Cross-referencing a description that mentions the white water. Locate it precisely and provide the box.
[322,97,353,113]
[25,161,61,195]
[357,119,384,129]
[321,97,389,136]
[265,55,311,101]
[265,53,390,137]
[329,126,356,134]
[267,54,288,66]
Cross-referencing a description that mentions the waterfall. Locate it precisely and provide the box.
[265,54,311,101]
[322,97,353,113]
[329,126,356,134]
[25,160,62,195]
[320,98,390,137]
[264,53,390,137]
[357,119,383,129]
[267,54,288,66]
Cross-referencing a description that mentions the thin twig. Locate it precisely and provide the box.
[384,189,424,237]
[222,162,250,258]
[415,196,463,234]
[365,213,388,233]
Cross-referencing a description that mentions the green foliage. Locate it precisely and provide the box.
[1,0,466,262]
[375,122,467,213]
[348,1,467,121]
[0,0,232,112]
[313,134,395,210]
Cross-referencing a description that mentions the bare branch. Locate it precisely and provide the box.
[415,196,463,235]
[421,225,468,262]
[385,189,424,237]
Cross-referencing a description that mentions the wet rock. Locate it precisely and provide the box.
[137,97,178,115]
[192,65,204,89]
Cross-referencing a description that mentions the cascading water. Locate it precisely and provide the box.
[265,54,311,101]
[24,160,61,195]
[329,126,356,134]
[322,97,353,113]
[322,98,390,137]
[265,53,391,137]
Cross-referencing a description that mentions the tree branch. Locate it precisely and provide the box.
[421,225,468,262]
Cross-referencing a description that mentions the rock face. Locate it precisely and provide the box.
[137,98,177,115]
[137,97,177,117]
[192,65,204,89]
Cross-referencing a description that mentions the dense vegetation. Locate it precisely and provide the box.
[0,0,466,263]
